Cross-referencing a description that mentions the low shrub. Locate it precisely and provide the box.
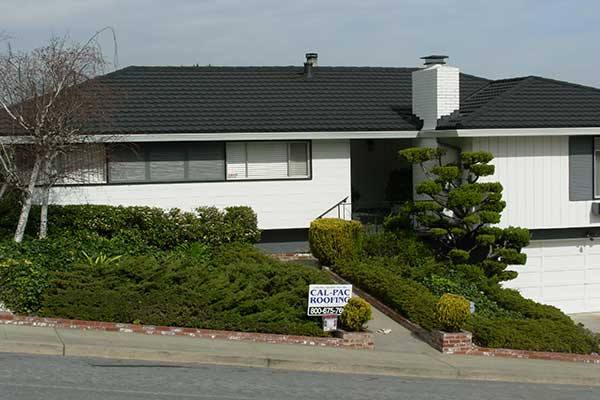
[335,259,438,330]
[309,218,362,266]
[0,258,48,314]
[434,294,470,332]
[339,298,372,331]
[472,317,599,354]
[362,231,436,269]
[484,286,572,323]
[39,244,332,336]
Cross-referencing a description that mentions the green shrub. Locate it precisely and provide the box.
[484,286,571,323]
[39,244,333,336]
[434,294,470,332]
[309,218,362,266]
[335,259,438,330]
[339,298,372,331]
[472,317,599,354]
[0,200,261,249]
[0,258,49,314]
[223,206,261,243]
[362,231,435,268]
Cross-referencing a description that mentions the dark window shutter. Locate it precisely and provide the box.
[569,136,594,201]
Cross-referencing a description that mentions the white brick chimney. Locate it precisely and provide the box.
[412,55,459,130]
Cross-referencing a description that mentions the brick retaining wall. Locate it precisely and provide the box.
[0,313,373,350]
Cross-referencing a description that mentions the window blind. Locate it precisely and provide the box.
[247,142,288,179]
[288,142,309,177]
[108,142,226,184]
[226,142,247,180]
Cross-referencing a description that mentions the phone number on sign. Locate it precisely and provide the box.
[307,306,345,316]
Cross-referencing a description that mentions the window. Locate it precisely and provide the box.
[595,137,600,198]
[108,142,225,183]
[226,141,310,180]
[53,144,107,184]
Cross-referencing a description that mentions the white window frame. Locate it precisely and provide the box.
[226,141,311,181]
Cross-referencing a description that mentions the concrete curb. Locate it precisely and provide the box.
[2,337,600,387]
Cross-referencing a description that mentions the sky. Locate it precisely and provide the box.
[1,0,599,87]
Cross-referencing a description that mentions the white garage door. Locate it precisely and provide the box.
[504,239,600,314]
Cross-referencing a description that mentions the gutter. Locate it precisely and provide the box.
[0,130,420,144]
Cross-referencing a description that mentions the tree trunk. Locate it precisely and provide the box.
[0,183,7,200]
[39,186,50,239]
[38,159,52,240]
[14,156,42,243]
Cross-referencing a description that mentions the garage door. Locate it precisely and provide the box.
[504,239,600,314]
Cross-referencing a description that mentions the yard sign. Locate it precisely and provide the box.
[307,284,352,316]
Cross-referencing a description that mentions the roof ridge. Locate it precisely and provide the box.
[528,75,600,93]
[451,76,535,127]
[117,65,421,70]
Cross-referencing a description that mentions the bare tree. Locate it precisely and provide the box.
[0,29,117,242]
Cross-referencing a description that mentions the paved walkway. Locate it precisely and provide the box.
[2,322,600,387]
[570,313,600,333]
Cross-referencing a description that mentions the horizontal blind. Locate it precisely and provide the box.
[246,142,288,179]
[188,142,225,181]
[50,144,107,184]
[226,142,247,180]
[288,142,309,177]
[147,143,186,182]
[108,145,146,183]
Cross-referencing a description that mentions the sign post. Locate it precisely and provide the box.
[307,284,352,332]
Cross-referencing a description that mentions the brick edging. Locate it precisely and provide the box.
[0,313,373,350]
[324,268,600,365]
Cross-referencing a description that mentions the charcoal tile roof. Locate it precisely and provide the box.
[2,66,598,135]
[87,66,489,134]
[438,76,600,129]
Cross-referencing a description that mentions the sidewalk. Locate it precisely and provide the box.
[2,315,600,387]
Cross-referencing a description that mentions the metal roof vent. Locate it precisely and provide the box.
[304,52,318,78]
[421,55,448,66]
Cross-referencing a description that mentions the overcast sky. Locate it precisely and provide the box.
[1,0,599,87]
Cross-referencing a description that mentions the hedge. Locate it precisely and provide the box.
[471,317,599,354]
[309,218,362,266]
[334,258,438,330]
[0,201,261,249]
[39,244,332,336]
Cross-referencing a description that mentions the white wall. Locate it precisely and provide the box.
[49,140,352,230]
[470,135,600,229]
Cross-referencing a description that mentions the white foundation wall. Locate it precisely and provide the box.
[49,139,352,230]
[470,135,600,229]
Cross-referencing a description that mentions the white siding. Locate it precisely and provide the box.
[470,136,600,229]
[505,239,600,313]
[49,140,351,230]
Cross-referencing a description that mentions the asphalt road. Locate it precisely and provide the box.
[0,352,598,400]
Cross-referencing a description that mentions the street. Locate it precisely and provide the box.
[0,353,597,400]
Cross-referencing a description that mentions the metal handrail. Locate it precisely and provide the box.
[316,196,349,219]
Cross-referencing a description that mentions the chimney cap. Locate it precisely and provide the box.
[420,55,448,65]
[305,52,318,65]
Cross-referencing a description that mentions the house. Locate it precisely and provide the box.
[2,53,600,314]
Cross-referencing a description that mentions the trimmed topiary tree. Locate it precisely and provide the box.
[399,147,530,282]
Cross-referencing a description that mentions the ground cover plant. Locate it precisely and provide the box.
[0,200,333,337]
[39,243,332,336]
